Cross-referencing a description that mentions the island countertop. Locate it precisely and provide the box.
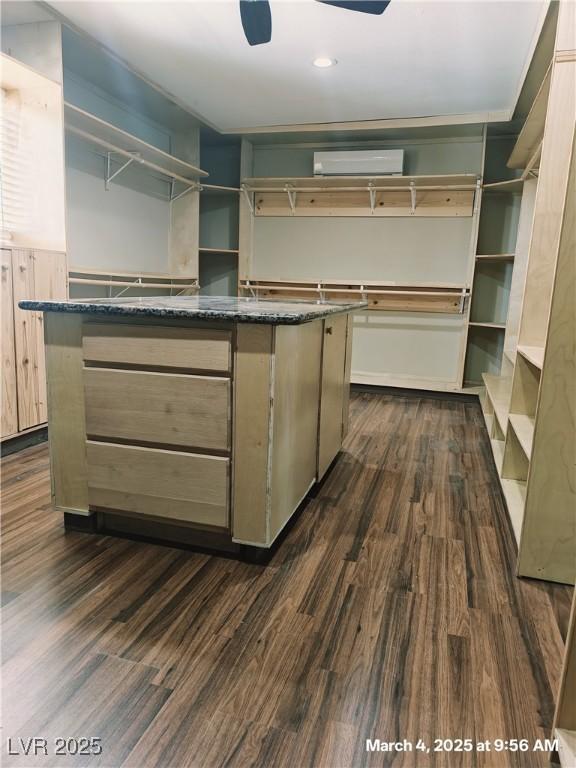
[19,295,368,325]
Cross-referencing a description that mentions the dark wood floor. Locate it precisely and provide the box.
[2,391,572,768]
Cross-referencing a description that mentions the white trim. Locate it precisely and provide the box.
[223,111,512,137]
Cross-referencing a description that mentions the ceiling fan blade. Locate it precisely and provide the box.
[240,0,272,46]
[315,0,391,14]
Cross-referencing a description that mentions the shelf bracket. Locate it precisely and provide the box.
[241,185,254,215]
[318,282,325,302]
[105,152,139,190]
[473,178,482,213]
[368,183,376,214]
[245,280,256,299]
[409,181,417,215]
[285,185,297,215]
[170,184,197,203]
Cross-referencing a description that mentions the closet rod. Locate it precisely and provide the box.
[69,278,199,289]
[244,184,476,193]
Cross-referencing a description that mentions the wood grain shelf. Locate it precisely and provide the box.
[469,321,506,329]
[242,174,480,218]
[64,102,208,186]
[68,268,199,291]
[242,174,479,191]
[240,278,469,314]
[508,413,535,459]
[556,729,576,768]
[501,478,527,545]
[475,253,515,261]
[483,179,524,193]
[482,373,512,433]
[517,344,544,370]
[508,63,552,170]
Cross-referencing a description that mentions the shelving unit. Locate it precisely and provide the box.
[64,102,208,193]
[508,414,535,458]
[68,268,199,298]
[242,174,480,218]
[482,373,511,434]
[517,344,544,369]
[240,278,469,314]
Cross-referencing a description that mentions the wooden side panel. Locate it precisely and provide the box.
[83,323,231,373]
[87,441,229,528]
[341,314,354,439]
[84,368,230,451]
[318,314,348,479]
[1,250,18,438]
[554,593,576,733]
[232,324,273,545]
[12,249,67,431]
[44,313,89,514]
[517,129,576,584]
[269,321,323,543]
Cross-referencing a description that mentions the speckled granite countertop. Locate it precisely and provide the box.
[19,296,368,325]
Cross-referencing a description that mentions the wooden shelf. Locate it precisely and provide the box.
[483,179,524,193]
[482,373,512,433]
[469,321,506,329]
[517,344,544,370]
[68,268,199,291]
[240,278,469,314]
[199,247,239,254]
[491,437,505,472]
[501,478,527,545]
[475,253,515,261]
[509,414,535,459]
[508,64,552,170]
[64,102,208,186]
[243,174,479,191]
[243,174,479,218]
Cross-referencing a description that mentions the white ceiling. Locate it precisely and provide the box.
[48,0,547,132]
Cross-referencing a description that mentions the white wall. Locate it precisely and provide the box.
[66,163,170,273]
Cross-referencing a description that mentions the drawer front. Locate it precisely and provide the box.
[87,441,229,528]
[83,323,231,373]
[84,368,230,451]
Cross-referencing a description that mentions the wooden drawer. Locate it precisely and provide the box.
[82,323,231,373]
[84,367,230,451]
[86,441,229,528]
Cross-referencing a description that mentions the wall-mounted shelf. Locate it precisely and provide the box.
[240,278,469,314]
[64,102,208,192]
[199,247,239,254]
[517,344,544,370]
[242,174,480,218]
[483,179,524,193]
[508,63,552,170]
[475,253,515,261]
[68,268,199,294]
[508,413,535,459]
[482,373,512,433]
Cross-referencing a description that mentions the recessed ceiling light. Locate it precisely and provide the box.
[313,57,337,68]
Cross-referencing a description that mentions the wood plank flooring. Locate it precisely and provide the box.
[1,391,572,768]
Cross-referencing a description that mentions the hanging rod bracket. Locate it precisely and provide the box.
[409,181,417,215]
[285,185,297,215]
[368,183,376,214]
[170,183,198,202]
[241,185,254,215]
[105,151,140,190]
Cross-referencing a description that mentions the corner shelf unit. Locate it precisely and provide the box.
[64,102,208,195]
[240,278,469,314]
[241,174,480,218]
[68,268,199,298]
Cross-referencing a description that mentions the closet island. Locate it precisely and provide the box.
[19,295,365,554]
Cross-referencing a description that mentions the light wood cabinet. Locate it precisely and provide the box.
[318,314,349,479]
[1,250,18,438]
[11,249,67,431]
[1,248,67,438]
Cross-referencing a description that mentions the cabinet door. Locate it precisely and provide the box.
[12,249,67,430]
[1,250,18,438]
[317,313,348,479]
